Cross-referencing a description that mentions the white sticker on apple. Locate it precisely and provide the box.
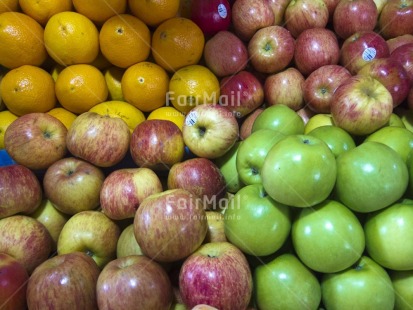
[218,4,228,19]
[362,47,377,62]
[185,110,198,126]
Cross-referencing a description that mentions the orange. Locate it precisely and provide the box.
[147,106,185,131]
[99,14,151,69]
[0,110,18,149]
[0,12,48,69]
[55,64,108,114]
[44,11,99,66]
[72,0,127,25]
[122,61,169,112]
[47,107,77,130]
[89,100,146,133]
[0,65,56,116]
[0,0,19,13]
[128,0,180,27]
[19,0,73,26]
[168,64,220,114]
[104,66,125,101]
[151,17,205,72]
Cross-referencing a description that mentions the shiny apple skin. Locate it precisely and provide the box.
[387,34,413,53]
[379,0,413,40]
[391,42,413,81]
[190,0,232,37]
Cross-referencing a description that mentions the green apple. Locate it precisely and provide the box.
[224,184,291,256]
[397,108,413,133]
[364,199,413,271]
[292,199,365,273]
[334,141,409,213]
[388,113,405,128]
[304,113,334,134]
[116,224,143,258]
[307,125,356,157]
[321,256,395,310]
[251,104,304,136]
[390,269,413,309]
[364,126,413,163]
[406,154,413,198]
[261,134,336,208]
[254,253,321,310]
[236,129,286,185]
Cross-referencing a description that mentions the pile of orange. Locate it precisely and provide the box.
[0,0,217,143]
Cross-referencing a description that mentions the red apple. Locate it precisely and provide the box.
[190,0,231,37]
[203,31,249,77]
[0,253,29,310]
[303,64,352,113]
[231,0,274,41]
[130,119,185,171]
[284,0,329,38]
[4,112,67,170]
[324,0,341,20]
[297,105,316,124]
[219,70,264,118]
[340,30,390,75]
[0,164,42,219]
[239,107,264,140]
[264,67,305,110]
[267,0,290,25]
[390,43,413,81]
[179,242,253,310]
[293,27,340,76]
[333,0,379,40]
[26,252,100,309]
[387,34,413,53]
[247,25,295,74]
[379,0,413,40]
[66,111,130,168]
[134,189,208,263]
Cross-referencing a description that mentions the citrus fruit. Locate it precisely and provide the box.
[168,64,220,114]
[44,11,99,66]
[122,61,170,113]
[0,110,18,149]
[0,0,19,13]
[104,66,125,101]
[99,14,151,68]
[47,107,77,130]
[0,12,48,69]
[0,65,56,116]
[151,17,205,72]
[147,106,185,131]
[72,0,127,25]
[19,0,73,26]
[88,100,146,133]
[55,64,108,114]
[128,0,180,27]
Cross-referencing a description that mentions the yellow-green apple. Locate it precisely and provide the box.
[396,107,413,132]
[284,0,329,38]
[308,125,356,157]
[179,242,252,310]
[116,224,143,258]
[247,25,295,74]
[26,252,101,310]
[293,28,340,76]
[130,119,185,171]
[204,211,227,243]
[333,0,379,40]
[96,255,173,310]
[387,34,413,53]
[303,64,352,113]
[252,104,305,135]
[0,164,42,219]
[390,43,413,81]
[239,107,264,140]
[182,104,239,159]
[4,112,67,170]
[219,70,264,118]
[190,0,231,36]
[57,210,121,268]
[357,57,411,107]
[334,141,408,213]
[0,215,52,274]
[388,112,406,128]
[390,270,413,309]
[43,157,105,215]
[231,0,274,41]
[292,199,365,273]
[30,199,70,251]
[364,199,413,271]
[373,0,388,13]
[261,134,337,208]
[330,75,393,136]
[0,253,29,310]
[100,167,163,220]
[303,113,334,134]
[236,129,286,185]
[267,0,290,25]
[203,30,248,77]
[192,305,219,310]
[379,0,413,40]
[321,256,395,309]
[224,184,291,256]
[168,157,227,210]
[134,189,208,262]
[254,253,321,310]
[66,111,130,167]
[264,67,305,110]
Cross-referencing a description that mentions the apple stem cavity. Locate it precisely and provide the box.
[198,126,207,137]
[85,249,94,257]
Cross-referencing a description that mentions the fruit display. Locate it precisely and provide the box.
[1,0,413,309]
